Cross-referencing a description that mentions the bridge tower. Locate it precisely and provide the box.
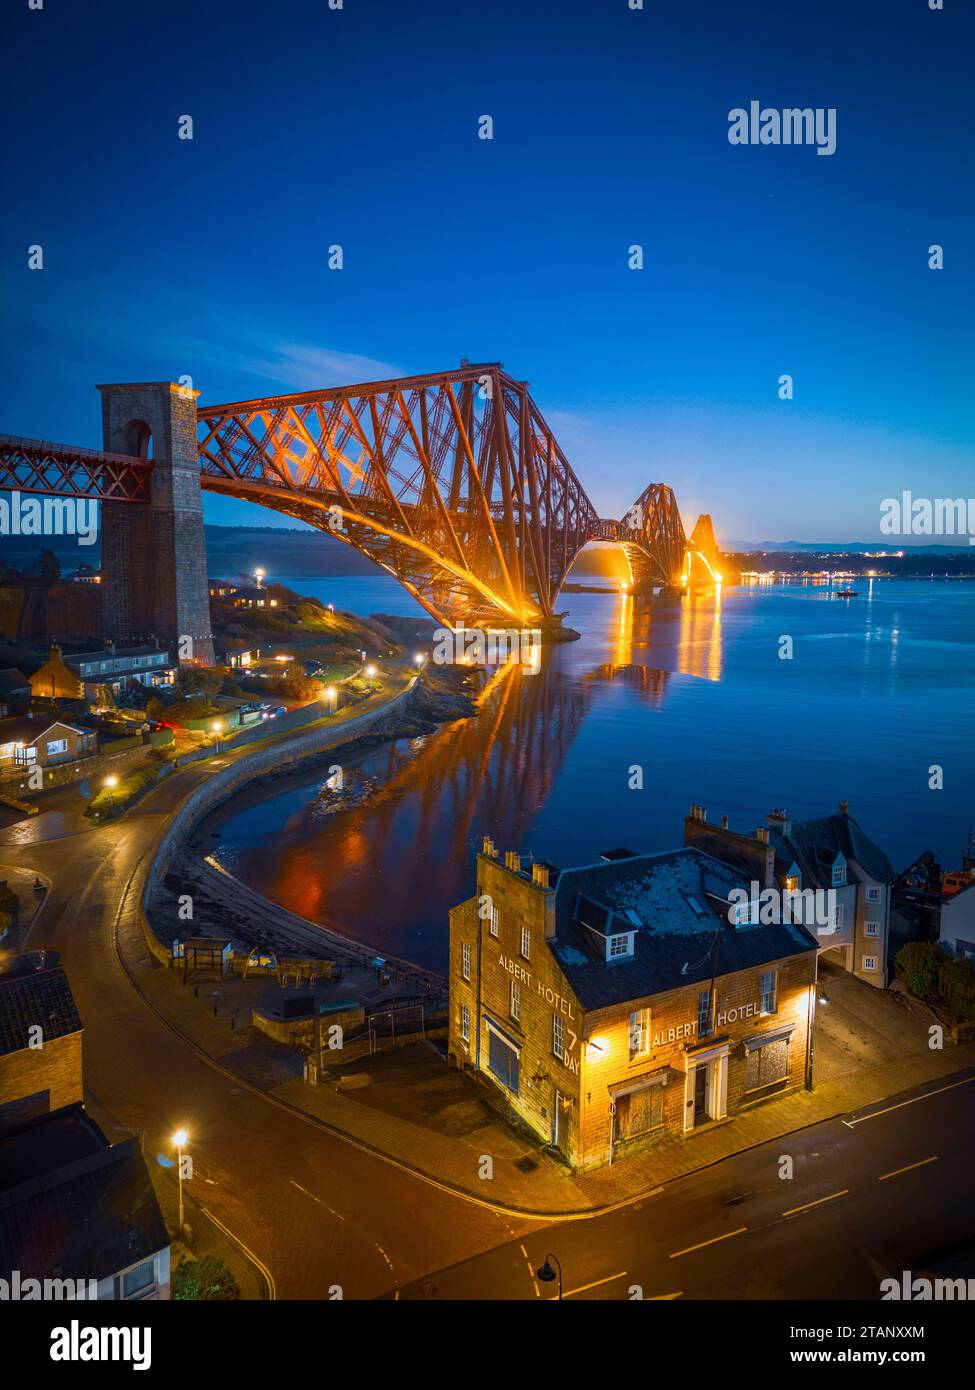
[97,382,214,665]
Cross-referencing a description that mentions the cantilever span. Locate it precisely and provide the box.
[197,363,724,628]
[0,365,724,633]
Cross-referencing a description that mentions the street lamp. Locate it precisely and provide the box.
[254,567,265,588]
[324,685,337,712]
[104,773,118,811]
[536,1253,563,1300]
[172,1129,189,1234]
[365,664,377,679]
[211,718,223,753]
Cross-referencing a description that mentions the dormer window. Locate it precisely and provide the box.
[607,932,635,961]
[831,861,846,887]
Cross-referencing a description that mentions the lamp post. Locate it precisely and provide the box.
[211,718,223,753]
[172,1129,188,1234]
[365,664,377,679]
[104,773,118,811]
[536,1253,563,1300]
[324,685,337,713]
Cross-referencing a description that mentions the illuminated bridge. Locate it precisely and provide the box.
[0,364,724,656]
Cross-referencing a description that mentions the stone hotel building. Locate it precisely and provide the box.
[448,840,819,1169]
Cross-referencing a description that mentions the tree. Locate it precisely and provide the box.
[38,548,61,583]
[171,1253,241,1301]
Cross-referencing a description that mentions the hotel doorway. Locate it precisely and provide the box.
[693,1064,709,1126]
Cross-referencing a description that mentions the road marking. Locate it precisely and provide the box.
[843,1074,975,1128]
[879,1156,938,1182]
[670,1227,747,1258]
[201,1205,277,1300]
[782,1189,848,1217]
[521,1244,541,1297]
[290,1179,346,1221]
[649,1290,684,1300]
[554,1271,628,1299]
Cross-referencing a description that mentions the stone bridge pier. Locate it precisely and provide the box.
[97,382,214,666]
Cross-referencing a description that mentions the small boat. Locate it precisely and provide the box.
[834,588,858,597]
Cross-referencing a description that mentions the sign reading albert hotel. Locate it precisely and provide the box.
[652,999,762,1050]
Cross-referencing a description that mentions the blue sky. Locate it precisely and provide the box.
[2,0,972,543]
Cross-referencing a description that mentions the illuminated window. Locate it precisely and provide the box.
[629,1007,651,1058]
[461,942,471,981]
[552,1014,565,1062]
[760,969,777,1015]
[510,980,520,1021]
[520,925,531,961]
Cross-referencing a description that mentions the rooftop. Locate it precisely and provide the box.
[547,847,817,1009]
[0,954,82,1055]
[0,1105,168,1282]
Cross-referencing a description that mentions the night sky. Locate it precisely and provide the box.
[2,0,972,542]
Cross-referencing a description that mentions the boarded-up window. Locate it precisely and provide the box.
[615,1083,664,1140]
[745,1037,789,1091]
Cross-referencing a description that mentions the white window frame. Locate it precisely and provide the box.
[488,905,499,937]
[866,886,881,903]
[832,862,846,887]
[46,738,68,757]
[629,1007,650,1059]
[460,1003,470,1042]
[862,955,878,973]
[864,921,879,938]
[520,925,531,961]
[510,979,520,1021]
[552,1013,565,1062]
[607,932,633,960]
[760,969,777,1016]
[461,942,471,981]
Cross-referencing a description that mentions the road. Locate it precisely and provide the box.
[392,1070,975,1299]
[1,681,533,1299]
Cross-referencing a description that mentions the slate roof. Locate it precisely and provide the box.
[0,669,29,696]
[0,1106,168,1282]
[550,847,817,1010]
[0,958,82,1057]
[0,715,86,747]
[768,813,894,890]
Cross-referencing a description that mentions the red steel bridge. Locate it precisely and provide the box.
[0,363,723,630]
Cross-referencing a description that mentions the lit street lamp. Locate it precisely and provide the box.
[365,664,377,679]
[104,773,118,811]
[536,1253,563,1300]
[254,567,266,588]
[172,1129,189,1234]
[211,718,223,753]
[324,685,337,712]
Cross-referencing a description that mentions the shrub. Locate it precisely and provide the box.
[893,941,942,1003]
[172,1254,240,1301]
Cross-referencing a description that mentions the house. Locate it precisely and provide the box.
[684,801,895,988]
[448,840,818,1169]
[0,952,83,1136]
[60,644,175,697]
[0,715,96,772]
[0,952,170,1300]
[27,644,84,701]
[68,564,101,585]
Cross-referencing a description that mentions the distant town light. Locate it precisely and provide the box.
[104,774,118,789]
[254,568,266,585]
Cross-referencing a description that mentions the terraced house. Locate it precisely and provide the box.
[448,840,819,1170]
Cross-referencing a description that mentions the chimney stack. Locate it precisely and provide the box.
[839,799,849,816]
[481,835,497,858]
[721,815,728,830]
[532,863,550,889]
[505,851,521,873]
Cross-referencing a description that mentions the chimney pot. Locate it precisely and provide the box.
[721,815,728,830]
[532,863,550,889]
[505,851,521,873]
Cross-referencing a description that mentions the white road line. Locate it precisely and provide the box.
[290,1178,346,1221]
[555,1271,628,1299]
[782,1189,848,1217]
[843,1074,975,1128]
[879,1156,938,1182]
[670,1227,748,1258]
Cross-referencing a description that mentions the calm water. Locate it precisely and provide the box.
[211,576,975,972]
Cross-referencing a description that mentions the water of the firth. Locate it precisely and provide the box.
[210,576,974,972]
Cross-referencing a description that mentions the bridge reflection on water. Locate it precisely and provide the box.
[211,587,723,970]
